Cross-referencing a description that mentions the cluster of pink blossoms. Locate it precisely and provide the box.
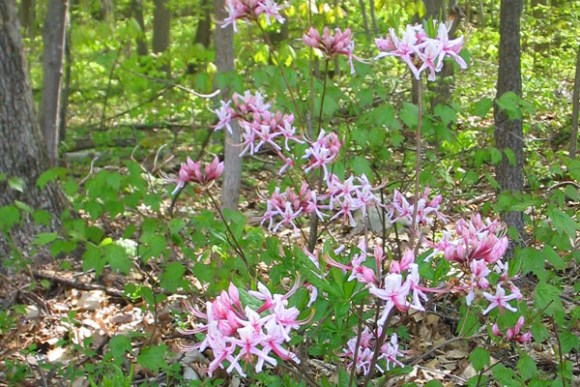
[180,281,307,377]
[341,327,403,375]
[213,91,303,173]
[172,156,224,195]
[327,240,434,326]
[433,214,521,310]
[375,21,467,81]
[222,0,285,32]
[492,316,532,343]
[388,187,447,227]
[303,27,356,74]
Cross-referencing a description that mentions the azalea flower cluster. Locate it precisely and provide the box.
[492,316,532,343]
[328,240,433,326]
[303,27,356,74]
[389,187,447,227]
[179,281,306,377]
[433,214,520,310]
[222,0,285,32]
[172,156,224,195]
[213,91,303,173]
[375,21,467,81]
[341,327,403,375]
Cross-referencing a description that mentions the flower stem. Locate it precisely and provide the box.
[409,79,423,252]
[257,22,305,130]
[207,190,255,278]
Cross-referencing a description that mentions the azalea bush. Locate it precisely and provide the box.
[168,2,538,384]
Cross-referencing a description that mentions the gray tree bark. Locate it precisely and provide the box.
[153,0,171,75]
[194,0,212,48]
[0,0,67,263]
[133,0,149,56]
[39,0,68,166]
[494,0,526,244]
[214,0,242,210]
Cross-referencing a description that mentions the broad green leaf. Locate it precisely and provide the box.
[547,208,578,239]
[400,102,419,128]
[105,244,132,274]
[8,176,25,192]
[469,347,490,371]
[534,282,563,316]
[159,262,188,292]
[517,352,538,381]
[472,97,493,118]
[543,246,567,270]
[109,334,132,360]
[558,330,579,354]
[137,344,168,372]
[34,232,59,246]
[0,205,20,229]
[37,168,68,189]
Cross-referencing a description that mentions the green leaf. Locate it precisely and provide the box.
[469,347,490,371]
[472,97,493,118]
[491,364,519,386]
[400,102,419,128]
[534,282,563,316]
[159,262,188,292]
[108,334,132,360]
[517,352,538,381]
[8,177,25,192]
[543,246,567,270]
[425,381,444,387]
[37,168,68,189]
[434,104,456,126]
[457,305,480,336]
[82,245,106,277]
[350,156,373,179]
[547,208,578,239]
[34,232,59,246]
[558,330,579,354]
[137,344,168,372]
[519,247,547,280]
[489,147,502,165]
[104,244,132,274]
[32,210,51,226]
[0,205,20,229]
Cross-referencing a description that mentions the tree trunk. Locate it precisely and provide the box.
[357,0,371,42]
[570,43,580,159]
[18,0,36,37]
[153,0,171,75]
[133,0,149,56]
[39,0,68,166]
[494,0,526,244]
[194,0,212,48]
[0,0,67,263]
[214,0,242,211]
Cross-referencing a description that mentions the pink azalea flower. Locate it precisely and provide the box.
[221,0,285,32]
[369,273,411,325]
[482,284,519,315]
[172,156,224,194]
[303,27,356,73]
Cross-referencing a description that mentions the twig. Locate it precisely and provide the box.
[32,269,127,298]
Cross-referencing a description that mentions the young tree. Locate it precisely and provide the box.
[0,0,66,262]
[39,0,68,165]
[214,0,242,210]
[494,0,525,244]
